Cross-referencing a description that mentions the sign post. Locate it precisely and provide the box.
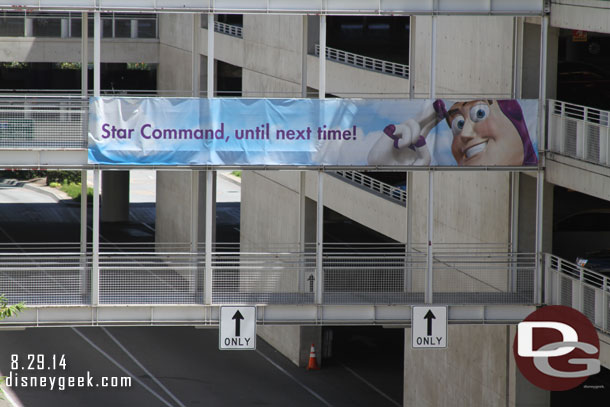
[219,306,257,350]
[412,306,447,348]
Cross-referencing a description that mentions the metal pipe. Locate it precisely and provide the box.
[93,12,101,97]
[316,171,324,304]
[80,170,88,295]
[409,16,415,99]
[319,15,326,99]
[426,171,434,304]
[207,13,215,98]
[81,12,88,96]
[192,13,201,98]
[301,15,308,98]
[92,169,100,305]
[204,171,213,305]
[405,172,413,292]
[430,15,437,99]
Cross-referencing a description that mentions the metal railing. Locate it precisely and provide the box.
[214,21,243,38]
[333,170,406,203]
[545,253,609,334]
[0,242,535,307]
[315,44,409,79]
[548,99,610,166]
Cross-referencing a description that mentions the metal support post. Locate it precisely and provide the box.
[299,171,306,292]
[81,12,88,96]
[92,169,100,305]
[190,171,199,294]
[93,12,101,97]
[315,171,324,305]
[534,15,548,304]
[430,15,437,99]
[509,172,519,292]
[301,15,308,98]
[404,172,413,292]
[512,16,523,99]
[409,17,415,99]
[192,13,201,97]
[424,15,437,304]
[207,13,215,98]
[80,170,88,295]
[319,15,326,99]
[426,171,434,304]
[204,171,214,305]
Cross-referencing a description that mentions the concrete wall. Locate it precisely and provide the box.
[404,325,549,407]
[551,0,610,34]
[0,38,158,63]
[413,15,515,98]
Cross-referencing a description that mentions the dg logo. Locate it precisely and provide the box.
[514,305,601,391]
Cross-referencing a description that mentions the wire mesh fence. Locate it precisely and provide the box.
[0,243,538,308]
[0,252,89,305]
[0,96,87,149]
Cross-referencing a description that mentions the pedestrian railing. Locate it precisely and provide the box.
[0,242,535,307]
[545,253,609,334]
[333,170,407,203]
[315,44,409,79]
[214,21,243,38]
[547,99,610,166]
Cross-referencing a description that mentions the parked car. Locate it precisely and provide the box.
[576,250,610,288]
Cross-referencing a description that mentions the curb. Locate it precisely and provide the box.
[21,182,68,203]
[218,171,242,187]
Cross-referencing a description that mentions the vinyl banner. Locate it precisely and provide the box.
[88,97,539,167]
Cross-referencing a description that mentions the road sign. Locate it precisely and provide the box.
[219,306,256,350]
[412,306,447,348]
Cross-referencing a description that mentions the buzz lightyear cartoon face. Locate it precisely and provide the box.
[446,100,534,166]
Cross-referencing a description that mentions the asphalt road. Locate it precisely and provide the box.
[0,326,402,407]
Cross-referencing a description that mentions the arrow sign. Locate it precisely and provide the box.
[307,275,315,292]
[233,310,244,337]
[220,306,256,350]
[412,306,447,348]
[424,310,435,336]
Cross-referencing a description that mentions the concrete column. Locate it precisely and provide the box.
[155,171,216,245]
[24,17,33,37]
[61,18,69,38]
[101,171,130,223]
[131,19,138,39]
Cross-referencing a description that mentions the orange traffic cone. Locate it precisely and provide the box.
[307,343,320,370]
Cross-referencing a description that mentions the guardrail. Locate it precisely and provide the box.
[547,99,610,166]
[214,21,243,38]
[333,170,407,203]
[0,242,535,307]
[315,44,409,79]
[545,253,609,334]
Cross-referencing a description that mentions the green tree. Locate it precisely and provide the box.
[0,295,25,397]
[0,295,25,320]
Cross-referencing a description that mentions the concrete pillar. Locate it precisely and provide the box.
[517,173,554,254]
[101,171,130,223]
[521,22,559,99]
[155,171,216,245]
[404,325,550,407]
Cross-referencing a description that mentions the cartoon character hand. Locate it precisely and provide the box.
[383,119,420,150]
[416,100,445,139]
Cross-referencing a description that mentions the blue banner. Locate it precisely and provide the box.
[88,97,539,167]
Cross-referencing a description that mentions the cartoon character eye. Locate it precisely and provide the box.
[469,103,490,123]
[451,115,465,135]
